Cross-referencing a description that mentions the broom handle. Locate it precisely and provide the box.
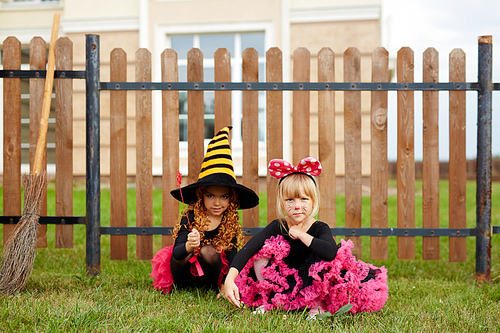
[33,12,60,174]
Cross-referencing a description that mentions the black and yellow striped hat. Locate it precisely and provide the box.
[170,126,259,209]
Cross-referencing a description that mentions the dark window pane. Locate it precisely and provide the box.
[204,91,214,114]
[179,91,187,114]
[179,118,187,141]
[205,119,214,139]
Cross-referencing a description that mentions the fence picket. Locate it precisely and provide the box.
[449,49,467,262]
[55,37,74,248]
[2,37,22,245]
[110,48,127,259]
[161,49,179,247]
[242,48,260,240]
[317,48,336,229]
[215,49,232,132]
[371,47,389,260]
[135,48,153,260]
[292,48,310,164]
[187,48,205,185]
[397,47,416,259]
[162,49,180,247]
[344,47,362,258]
[422,48,440,260]
[29,37,48,248]
[266,48,283,224]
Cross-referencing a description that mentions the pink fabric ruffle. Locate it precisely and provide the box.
[150,245,175,294]
[235,236,388,314]
[150,245,229,294]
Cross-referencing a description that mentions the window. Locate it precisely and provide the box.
[169,32,267,142]
[2,0,61,9]
[7,0,58,3]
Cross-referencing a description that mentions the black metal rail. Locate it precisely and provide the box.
[99,226,498,237]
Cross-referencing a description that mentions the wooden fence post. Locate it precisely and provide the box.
[318,47,336,229]
[55,37,74,249]
[215,48,232,132]
[135,48,153,260]
[397,47,415,259]
[110,48,127,259]
[371,47,389,260]
[344,47,362,258]
[292,48,310,165]
[422,47,440,260]
[162,48,180,248]
[266,48,283,223]
[187,48,204,185]
[449,48,467,262]
[242,48,260,241]
[2,37,22,245]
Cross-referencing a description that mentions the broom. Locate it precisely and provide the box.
[0,12,60,295]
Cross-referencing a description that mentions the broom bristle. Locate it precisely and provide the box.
[0,172,47,295]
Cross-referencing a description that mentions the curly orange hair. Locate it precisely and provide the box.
[171,186,243,252]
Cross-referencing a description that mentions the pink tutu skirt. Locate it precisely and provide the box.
[235,235,388,314]
[150,245,229,294]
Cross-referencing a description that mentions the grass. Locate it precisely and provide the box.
[0,180,499,332]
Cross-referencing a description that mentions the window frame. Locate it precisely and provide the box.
[153,21,274,175]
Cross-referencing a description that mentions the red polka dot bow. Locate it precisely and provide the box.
[268,157,322,179]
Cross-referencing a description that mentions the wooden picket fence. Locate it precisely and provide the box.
[1,34,496,281]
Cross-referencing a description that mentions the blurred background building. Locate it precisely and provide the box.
[0,0,382,177]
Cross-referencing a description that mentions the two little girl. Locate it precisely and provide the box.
[151,127,388,315]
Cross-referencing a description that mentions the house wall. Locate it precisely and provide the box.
[0,0,381,177]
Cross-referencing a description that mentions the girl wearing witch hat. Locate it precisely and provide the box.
[151,127,259,294]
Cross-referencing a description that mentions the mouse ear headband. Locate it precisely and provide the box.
[268,157,322,185]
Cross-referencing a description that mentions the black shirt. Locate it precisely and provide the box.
[231,219,338,272]
[172,214,238,265]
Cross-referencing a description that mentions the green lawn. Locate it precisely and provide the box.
[0,180,499,332]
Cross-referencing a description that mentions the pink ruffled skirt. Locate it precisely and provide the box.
[150,245,229,294]
[235,235,388,314]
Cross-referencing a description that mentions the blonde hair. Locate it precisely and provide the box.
[171,186,243,252]
[276,173,320,225]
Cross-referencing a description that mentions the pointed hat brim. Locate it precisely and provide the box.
[170,173,259,209]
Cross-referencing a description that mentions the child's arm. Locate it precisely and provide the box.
[290,222,338,261]
[309,222,339,261]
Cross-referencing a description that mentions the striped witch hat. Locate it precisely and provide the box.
[170,126,259,209]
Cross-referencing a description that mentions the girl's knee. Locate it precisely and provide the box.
[199,244,219,266]
[254,257,270,281]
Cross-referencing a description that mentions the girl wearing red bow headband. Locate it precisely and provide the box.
[222,157,388,318]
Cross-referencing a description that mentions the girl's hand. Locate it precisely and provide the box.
[222,268,241,308]
[288,225,304,240]
[223,280,241,308]
[186,228,200,253]
[288,225,313,247]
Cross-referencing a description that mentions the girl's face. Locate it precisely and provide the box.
[203,186,231,220]
[283,190,313,226]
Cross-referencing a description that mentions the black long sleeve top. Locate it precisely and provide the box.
[231,219,338,272]
[172,214,238,266]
